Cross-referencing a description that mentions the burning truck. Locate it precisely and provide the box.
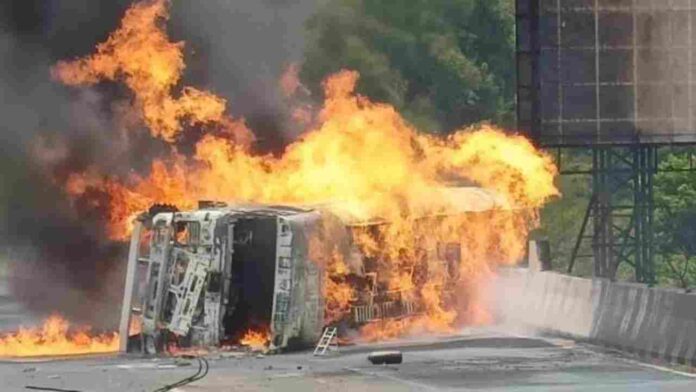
[0,0,560,359]
[118,187,507,353]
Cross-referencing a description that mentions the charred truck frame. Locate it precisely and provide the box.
[119,204,324,353]
[118,188,505,353]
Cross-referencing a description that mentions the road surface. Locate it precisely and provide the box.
[1,279,695,391]
[0,329,694,391]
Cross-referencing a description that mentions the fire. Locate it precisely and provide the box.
[51,0,252,145]
[53,0,559,343]
[129,315,142,337]
[239,329,270,351]
[65,71,557,241]
[0,315,119,358]
[323,277,356,324]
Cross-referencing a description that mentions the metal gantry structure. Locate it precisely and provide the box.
[516,0,696,283]
[564,146,657,283]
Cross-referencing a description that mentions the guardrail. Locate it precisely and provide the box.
[495,268,696,366]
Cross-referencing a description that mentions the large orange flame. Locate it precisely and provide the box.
[54,0,559,342]
[65,71,558,240]
[0,315,119,358]
[51,0,251,145]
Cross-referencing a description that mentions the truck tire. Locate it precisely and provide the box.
[368,351,403,365]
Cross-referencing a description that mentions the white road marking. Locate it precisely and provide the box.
[503,330,696,379]
[271,372,304,378]
[617,357,696,379]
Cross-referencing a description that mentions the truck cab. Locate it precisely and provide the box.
[119,203,325,353]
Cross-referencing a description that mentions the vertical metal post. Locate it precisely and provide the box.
[634,146,643,281]
[530,0,540,137]
[636,145,656,284]
[592,147,610,278]
[592,148,600,277]
[557,0,564,140]
[119,221,143,353]
[594,0,601,141]
[515,0,540,139]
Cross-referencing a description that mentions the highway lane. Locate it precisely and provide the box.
[0,329,694,391]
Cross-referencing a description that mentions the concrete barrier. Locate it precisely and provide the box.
[494,268,696,365]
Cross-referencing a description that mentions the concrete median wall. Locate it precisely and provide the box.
[495,268,696,365]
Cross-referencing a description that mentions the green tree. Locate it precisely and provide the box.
[654,153,696,290]
[301,0,515,132]
[540,150,696,287]
[537,150,593,276]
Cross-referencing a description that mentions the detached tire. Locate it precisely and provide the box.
[368,351,403,365]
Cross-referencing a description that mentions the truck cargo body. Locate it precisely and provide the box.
[119,187,509,353]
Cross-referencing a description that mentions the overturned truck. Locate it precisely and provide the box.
[118,187,507,353]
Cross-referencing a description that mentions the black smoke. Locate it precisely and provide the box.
[0,0,317,329]
[170,0,317,151]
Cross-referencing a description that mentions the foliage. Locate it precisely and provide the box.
[653,153,696,290]
[537,150,593,276]
[301,0,515,132]
[539,176,592,275]
[301,1,696,290]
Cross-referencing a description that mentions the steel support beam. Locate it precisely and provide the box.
[569,146,656,283]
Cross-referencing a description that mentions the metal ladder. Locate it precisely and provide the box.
[313,327,338,356]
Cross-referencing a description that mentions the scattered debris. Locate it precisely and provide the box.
[174,359,192,367]
[368,351,403,365]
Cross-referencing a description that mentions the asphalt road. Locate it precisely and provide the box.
[0,330,694,391]
[1,279,695,391]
